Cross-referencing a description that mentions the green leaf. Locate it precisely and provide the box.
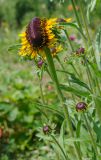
[76,120,82,151]
[90,0,97,11]
[35,103,64,118]
[76,120,81,138]
[65,137,90,142]
[57,69,91,91]
[69,73,91,91]
[60,84,90,98]
[94,98,101,123]
[93,122,101,142]
[87,0,97,22]
[58,22,86,39]
[95,26,101,70]
[8,107,19,121]
[44,47,59,84]
[8,44,21,52]
[88,61,101,78]
[59,120,66,153]
[0,102,14,114]
[51,135,69,160]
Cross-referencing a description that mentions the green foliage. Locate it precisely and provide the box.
[86,0,97,22]
[95,26,101,70]
[15,0,34,26]
[0,0,101,159]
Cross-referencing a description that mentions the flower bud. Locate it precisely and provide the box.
[69,35,76,41]
[76,102,87,112]
[38,59,44,68]
[43,125,50,134]
[76,47,85,55]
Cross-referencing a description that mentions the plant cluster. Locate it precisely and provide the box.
[0,0,101,160]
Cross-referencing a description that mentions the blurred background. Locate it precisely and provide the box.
[0,0,101,160]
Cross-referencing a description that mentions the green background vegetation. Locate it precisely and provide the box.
[0,0,101,160]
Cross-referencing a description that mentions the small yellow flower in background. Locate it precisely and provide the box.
[19,17,70,59]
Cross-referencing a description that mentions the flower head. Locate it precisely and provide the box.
[37,59,44,68]
[76,47,85,55]
[69,35,76,41]
[43,125,50,134]
[19,17,61,59]
[76,102,87,112]
[19,17,72,59]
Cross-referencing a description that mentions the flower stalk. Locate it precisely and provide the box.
[39,80,46,104]
[70,0,101,125]
[51,135,69,160]
[56,56,76,103]
[64,29,81,78]
[70,0,83,33]
[77,0,96,60]
[44,47,82,160]
[82,55,101,123]
[64,30,75,52]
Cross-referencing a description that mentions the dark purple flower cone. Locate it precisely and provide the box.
[26,17,47,48]
[76,47,85,55]
[76,102,87,111]
[38,59,44,68]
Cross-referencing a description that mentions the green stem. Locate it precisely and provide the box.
[77,1,101,123]
[83,56,101,124]
[70,0,87,42]
[44,47,82,160]
[77,0,96,62]
[83,55,98,94]
[63,29,97,156]
[63,30,81,78]
[84,56,94,92]
[64,30,75,52]
[95,78,101,94]
[83,113,99,157]
[38,73,48,120]
[40,80,46,104]
[56,56,65,71]
[51,135,69,160]
[56,56,76,103]
[70,0,83,32]
[71,0,95,61]
[77,0,90,41]
[70,63,80,78]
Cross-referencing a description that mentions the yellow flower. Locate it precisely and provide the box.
[19,17,59,59]
[19,17,71,59]
[19,17,71,58]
